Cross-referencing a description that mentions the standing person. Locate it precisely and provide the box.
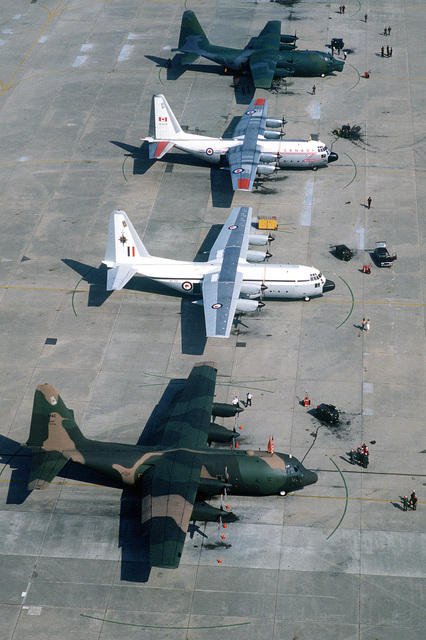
[364,13,368,22]
[312,85,316,95]
[343,50,347,60]
[409,491,417,510]
[363,446,369,468]
[365,319,370,332]
[386,45,390,56]
[357,446,364,466]
[342,5,345,13]
[246,392,253,407]
[367,196,372,209]
[362,318,366,331]
[232,395,240,408]
[350,449,356,464]
[384,27,388,36]
[402,495,409,511]
[390,47,393,57]
[381,46,385,57]
[388,26,391,35]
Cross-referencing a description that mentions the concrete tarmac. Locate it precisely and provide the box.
[0,1,425,639]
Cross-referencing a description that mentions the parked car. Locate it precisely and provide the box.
[374,241,397,267]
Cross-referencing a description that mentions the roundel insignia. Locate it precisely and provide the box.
[245,109,255,115]
[232,168,244,174]
[228,225,238,230]
[182,281,193,291]
[212,303,222,309]
[206,148,214,156]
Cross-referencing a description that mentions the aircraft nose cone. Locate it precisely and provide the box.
[304,470,318,486]
[328,152,339,163]
[334,61,345,72]
[323,279,335,292]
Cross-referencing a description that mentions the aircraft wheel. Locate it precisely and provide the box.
[279,491,286,496]
[312,166,318,171]
[304,296,310,301]
[321,73,325,77]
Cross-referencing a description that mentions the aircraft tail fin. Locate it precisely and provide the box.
[103,210,151,290]
[26,384,88,490]
[178,10,210,53]
[150,94,185,141]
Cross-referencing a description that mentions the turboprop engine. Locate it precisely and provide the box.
[248,233,274,246]
[191,502,237,523]
[246,249,272,262]
[212,402,243,417]
[263,131,282,140]
[257,164,276,175]
[259,153,277,164]
[235,299,265,312]
[208,422,240,444]
[266,118,285,128]
[240,282,267,298]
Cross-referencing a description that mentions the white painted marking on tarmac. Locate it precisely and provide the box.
[38,36,47,43]
[162,45,172,50]
[311,103,321,119]
[80,44,93,52]
[128,33,139,40]
[13,15,22,20]
[356,227,365,250]
[117,44,133,61]
[72,56,87,68]
[363,408,374,415]
[2,29,13,34]
[19,156,30,162]
[27,606,42,615]
[301,181,314,226]
[363,382,373,393]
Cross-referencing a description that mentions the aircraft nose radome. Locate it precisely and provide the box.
[304,470,318,486]
[328,152,338,163]
[323,279,335,292]
[334,61,345,72]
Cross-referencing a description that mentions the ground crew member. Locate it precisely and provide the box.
[350,449,356,464]
[357,446,364,466]
[232,395,240,408]
[409,491,417,510]
[402,495,408,511]
[363,446,369,468]
[246,392,253,407]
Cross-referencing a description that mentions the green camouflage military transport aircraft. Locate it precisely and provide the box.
[26,362,318,569]
[173,11,344,89]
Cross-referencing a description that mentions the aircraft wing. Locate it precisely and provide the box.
[248,21,282,89]
[141,450,202,568]
[228,99,267,191]
[202,206,252,338]
[152,361,218,449]
[141,361,218,567]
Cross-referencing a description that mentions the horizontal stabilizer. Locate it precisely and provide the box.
[106,265,137,291]
[149,141,175,159]
[180,52,199,65]
[28,451,69,490]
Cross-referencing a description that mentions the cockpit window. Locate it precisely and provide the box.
[286,463,301,474]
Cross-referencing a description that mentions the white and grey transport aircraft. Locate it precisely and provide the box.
[103,207,335,338]
[142,94,338,191]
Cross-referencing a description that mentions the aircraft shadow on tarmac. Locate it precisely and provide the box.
[0,377,206,582]
[145,54,255,104]
[110,140,235,208]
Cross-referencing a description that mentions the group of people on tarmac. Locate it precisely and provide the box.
[349,443,369,467]
[402,491,417,511]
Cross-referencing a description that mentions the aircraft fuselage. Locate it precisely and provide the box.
[123,258,333,300]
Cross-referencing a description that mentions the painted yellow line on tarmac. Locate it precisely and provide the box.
[1,286,424,307]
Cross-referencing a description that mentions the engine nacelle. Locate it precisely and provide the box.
[208,423,240,445]
[246,249,267,263]
[280,34,298,43]
[279,43,296,50]
[266,118,283,129]
[240,283,263,298]
[197,478,232,496]
[212,402,243,417]
[257,163,276,175]
[248,233,269,246]
[235,298,262,312]
[191,501,238,523]
[259,153,277,164]
[263,131,282,140]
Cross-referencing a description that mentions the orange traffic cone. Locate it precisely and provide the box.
[304,391,310,406]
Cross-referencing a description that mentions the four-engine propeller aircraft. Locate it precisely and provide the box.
[25,362,318,569]
[103,208,335,339]
[143,94,338,192]
[173,11,344,89]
